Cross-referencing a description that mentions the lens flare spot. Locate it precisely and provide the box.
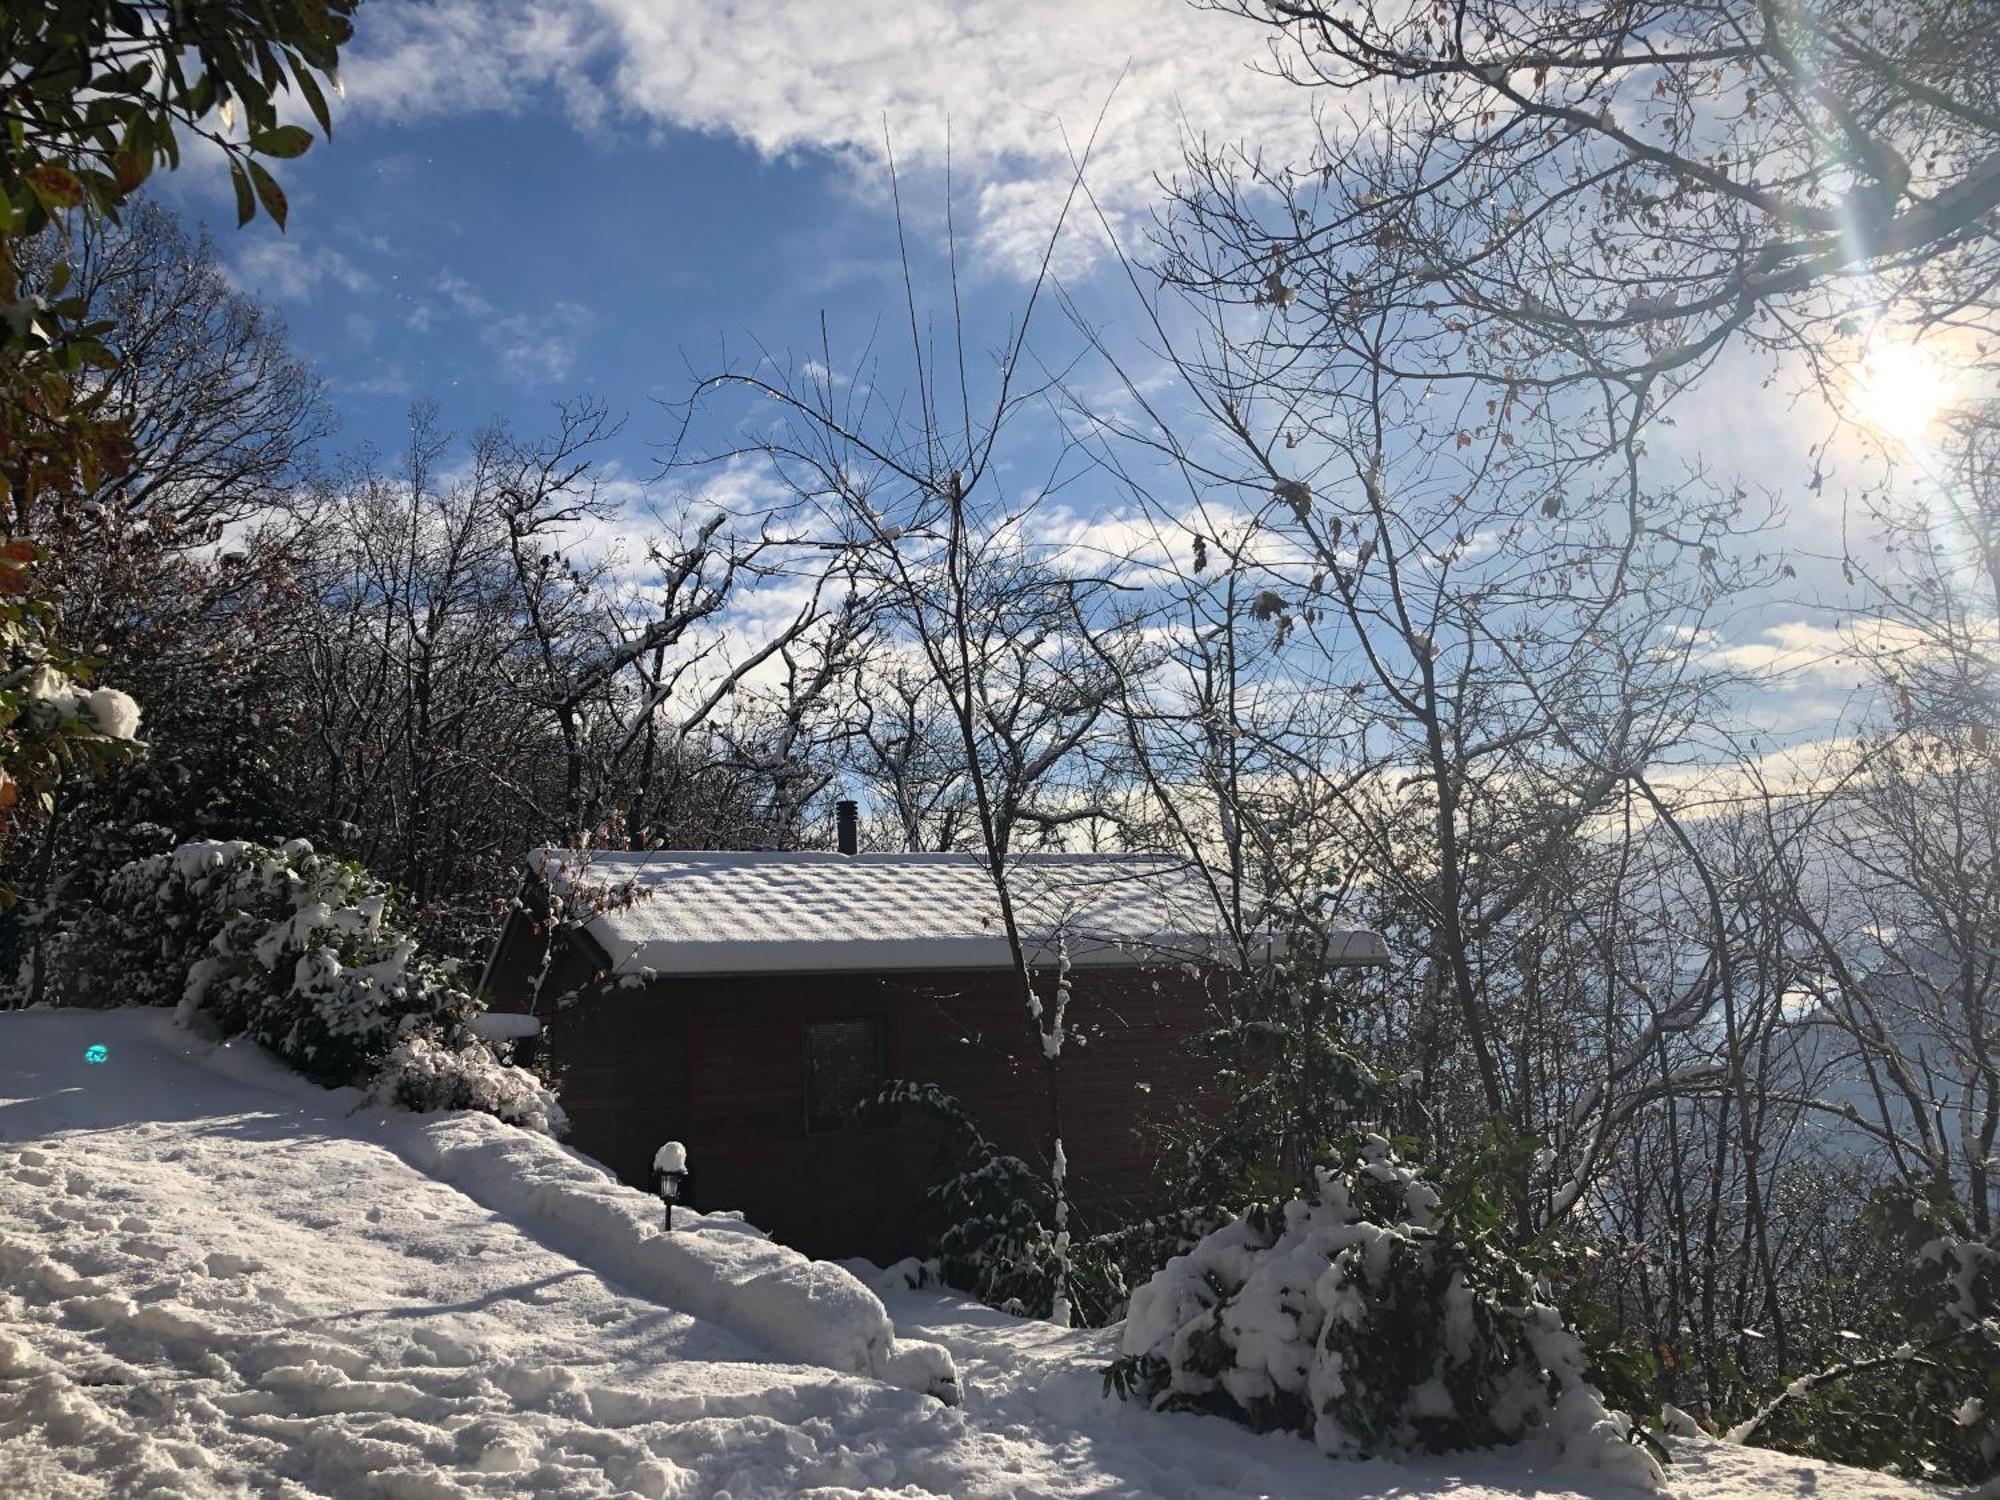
[84,1044,108,1064]
[1849,340,1957,451]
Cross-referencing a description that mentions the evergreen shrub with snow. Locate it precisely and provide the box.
[864,1080,1205,1326]
[1108,1132,1663,1489]
[1154,933,1401,1214]
[26,837,563,1134]
[868,1080,1069,1318]
[1736,1180,2000,1486]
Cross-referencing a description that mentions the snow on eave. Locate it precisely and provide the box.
[518,848,1390,981]
[469,1011,543,1041]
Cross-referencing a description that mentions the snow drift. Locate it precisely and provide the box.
[28,1005,957,1407]
[0,1006,1955,1499]
[376,1110,960,1405]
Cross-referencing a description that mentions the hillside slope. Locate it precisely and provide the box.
[0,1007,1957,1499]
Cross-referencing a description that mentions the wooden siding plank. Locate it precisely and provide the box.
[541,956,1228,1261]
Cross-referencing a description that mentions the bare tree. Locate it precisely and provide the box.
[6,202,329,915]
[24,202,329,537]
[1178,2,1998,421]
[1761,400,1999,1233]
[677,112,1172,1316]
[1056,197,1776,1209]
[495,400,849,848]
[289,404,533,910]
[846,663,977,851]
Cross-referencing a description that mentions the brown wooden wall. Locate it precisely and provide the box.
[481,901,604,1016]
[528,956,1229,1263]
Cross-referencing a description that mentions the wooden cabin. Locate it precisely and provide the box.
[479,844,1387,1262]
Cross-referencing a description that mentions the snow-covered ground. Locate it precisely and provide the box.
[0,1008,1956,1499]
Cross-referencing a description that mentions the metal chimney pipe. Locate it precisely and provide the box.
[836,799,859,856]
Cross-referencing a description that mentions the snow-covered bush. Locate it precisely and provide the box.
[28,837,563,1134]
[1154,937,1400,1212]
[1732,1181,2000,1486]
[1109,1133,1663,1489]
[29,833,216,1010]
[869,1080,1069,1318]
[372,1032,566,1136]
[873,1080,1226,1327]
[0,819,176,1003]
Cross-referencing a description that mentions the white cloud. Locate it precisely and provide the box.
[1026,502,1199,582]
[340,2,605,125]
[433,270,591,385]
[230,236,372,301]
[340,0,1317,276]
[1704,615,1976,692]
[1699,621,1870,694]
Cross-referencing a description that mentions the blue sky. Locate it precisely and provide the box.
[147,0,1943,755]
[167,0,1301,478]
[201,106,935,464]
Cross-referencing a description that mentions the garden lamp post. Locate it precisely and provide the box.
[653,1140,688,1231]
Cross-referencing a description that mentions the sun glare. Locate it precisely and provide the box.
[1849,339,1958,451]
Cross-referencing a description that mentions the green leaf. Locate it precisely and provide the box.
[291,60,332,137]
[253,40,285,95]
[249,124,313,159]
[246,158,288,229]
[228,158,255,227]
[153,109,183,171]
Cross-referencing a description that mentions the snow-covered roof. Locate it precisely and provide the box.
[527,850,1388,977]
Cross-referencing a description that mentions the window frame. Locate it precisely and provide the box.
[801,1016,891,1136]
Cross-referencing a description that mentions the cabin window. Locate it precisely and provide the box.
[804,1019,884,1133]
